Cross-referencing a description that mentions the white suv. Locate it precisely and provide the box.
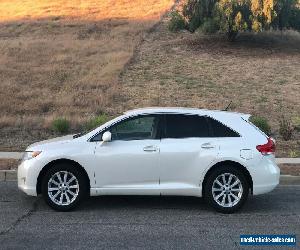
[18,107,280,213]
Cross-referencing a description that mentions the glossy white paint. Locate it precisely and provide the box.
[18,107,280,198]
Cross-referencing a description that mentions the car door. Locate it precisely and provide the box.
[93,114,161,195]
[159,114,220,196]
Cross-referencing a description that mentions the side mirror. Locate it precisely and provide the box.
[102,131,112,142]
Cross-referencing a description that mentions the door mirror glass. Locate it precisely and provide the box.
[102,131,112,142]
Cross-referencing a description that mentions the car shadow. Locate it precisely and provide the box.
[80,195,210,212]
[31,187,293,215]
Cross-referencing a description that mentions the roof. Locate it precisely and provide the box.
[124,107,249,118]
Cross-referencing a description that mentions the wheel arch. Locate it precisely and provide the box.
[36,158,91,195]
[202,160,253,197]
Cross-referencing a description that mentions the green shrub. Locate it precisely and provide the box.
[199,18,219,34]
[292,116,300,132]
[183,0,217,32]
[168,11,186,32]
[85,114,109,131]
[249,116,271,135]
[279,116,293,141]
[289,150,299,158]
[289,8,300,30]
[51,118,70,134]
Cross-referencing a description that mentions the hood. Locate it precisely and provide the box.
[27,134,74,151]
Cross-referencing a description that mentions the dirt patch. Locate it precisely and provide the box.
[0,159,19,170]
[279,164,300,176]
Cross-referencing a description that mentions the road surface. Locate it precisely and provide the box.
[0,181,299,249]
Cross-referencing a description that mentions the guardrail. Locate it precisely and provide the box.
[0,152,300,164]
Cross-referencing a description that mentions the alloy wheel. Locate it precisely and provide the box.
[212,173,243,208]
[47,171,80,206]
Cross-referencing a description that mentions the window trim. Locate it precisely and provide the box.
[89,114,162,142]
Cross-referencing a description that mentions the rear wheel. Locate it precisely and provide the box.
[41,163,87,211]
[204,166,249,213]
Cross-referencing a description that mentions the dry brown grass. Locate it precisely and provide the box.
[0,0,173,21]
[0,0,173,148]
[1,0,300,156]
[119,20,300,156]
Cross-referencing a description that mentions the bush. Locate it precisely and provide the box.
[249,116,271,135]
[289,8,300,30]
[51,118,70,134]
[180,0,300,41]
[289,150,299,158]
[168,11,186,32]
[183,0,217,32]
[85,114,109,131]
[199,18,219,34]
[279,116,293,141]
[292,116,300,132]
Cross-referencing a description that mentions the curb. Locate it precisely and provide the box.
[0,170,17,181]
[279,175,300,185]
[1,170,300,184]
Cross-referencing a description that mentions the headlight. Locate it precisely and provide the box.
[22,151,42,161]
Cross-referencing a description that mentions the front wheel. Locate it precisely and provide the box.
[41,164,87,211]
[204,166,249,213]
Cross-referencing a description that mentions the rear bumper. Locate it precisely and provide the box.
[250,156,280,195]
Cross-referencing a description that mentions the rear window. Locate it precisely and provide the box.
[207,117,240,137]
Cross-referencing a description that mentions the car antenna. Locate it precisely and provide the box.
[223,101,232,111]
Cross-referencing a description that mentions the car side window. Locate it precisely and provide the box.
[207,117,240,137]
[164,114,210,138]
[110,115,159,141]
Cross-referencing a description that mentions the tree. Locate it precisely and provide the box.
[182,0,218,32]
[169,0,300,40]
[215,0,251,40]
[271,0,300,30]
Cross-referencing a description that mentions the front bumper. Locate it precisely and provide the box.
[18,159,40,196]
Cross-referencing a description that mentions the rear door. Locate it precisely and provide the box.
[159,114,220,195]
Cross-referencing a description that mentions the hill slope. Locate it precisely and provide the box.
[0,0,174,149]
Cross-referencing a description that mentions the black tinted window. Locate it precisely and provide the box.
[207,117,239,137]
[164,114,210,138]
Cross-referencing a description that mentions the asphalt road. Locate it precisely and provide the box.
[0,182,299,250]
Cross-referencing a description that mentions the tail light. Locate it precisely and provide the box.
[256,138,276,155]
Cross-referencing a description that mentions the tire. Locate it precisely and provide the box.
[204,165,249,213]
[41,163,88,211]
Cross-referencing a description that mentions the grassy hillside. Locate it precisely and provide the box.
[0,0,299,156]
[119,22,300,156]
[0,0,173,145]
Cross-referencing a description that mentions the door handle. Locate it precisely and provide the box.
[143,145,158,152]
[201,143,215,149]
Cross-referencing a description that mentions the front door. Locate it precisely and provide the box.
[93,115,161,195]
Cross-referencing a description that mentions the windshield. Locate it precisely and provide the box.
[75,114,126,140]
